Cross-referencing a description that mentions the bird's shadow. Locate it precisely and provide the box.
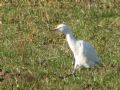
[56,63,104,80]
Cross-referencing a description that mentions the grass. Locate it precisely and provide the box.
[0,0,120,90]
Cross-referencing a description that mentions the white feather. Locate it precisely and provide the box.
[54,24,101,73]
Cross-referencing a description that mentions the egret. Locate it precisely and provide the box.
[53,24,101,73]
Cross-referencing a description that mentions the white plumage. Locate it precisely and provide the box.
[54,24,101,73]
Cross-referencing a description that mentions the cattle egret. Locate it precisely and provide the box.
[53,24,101,73]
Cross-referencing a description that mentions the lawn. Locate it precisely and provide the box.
[0,0,120,90]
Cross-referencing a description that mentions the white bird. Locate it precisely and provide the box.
[54,24,101,73]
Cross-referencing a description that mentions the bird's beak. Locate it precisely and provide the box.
[51,28,58,32]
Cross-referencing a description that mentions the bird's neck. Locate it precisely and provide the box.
[66,33,76,53]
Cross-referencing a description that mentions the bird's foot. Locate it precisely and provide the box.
[71,68,77,75]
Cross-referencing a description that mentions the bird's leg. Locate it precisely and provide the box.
[72,64,80,74]
[71,56,75,74]
[72,61,74,65]
[72,68,75,74]
[71,63,76,74]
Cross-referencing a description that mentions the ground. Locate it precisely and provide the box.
[0,0,120,90]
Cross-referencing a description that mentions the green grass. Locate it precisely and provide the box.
[0,0,120,90]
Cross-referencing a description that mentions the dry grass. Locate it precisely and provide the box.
[0,0,120,90]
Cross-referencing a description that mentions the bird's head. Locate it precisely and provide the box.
[53,24,71,34]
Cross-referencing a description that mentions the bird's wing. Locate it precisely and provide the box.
[77,40,101,63]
